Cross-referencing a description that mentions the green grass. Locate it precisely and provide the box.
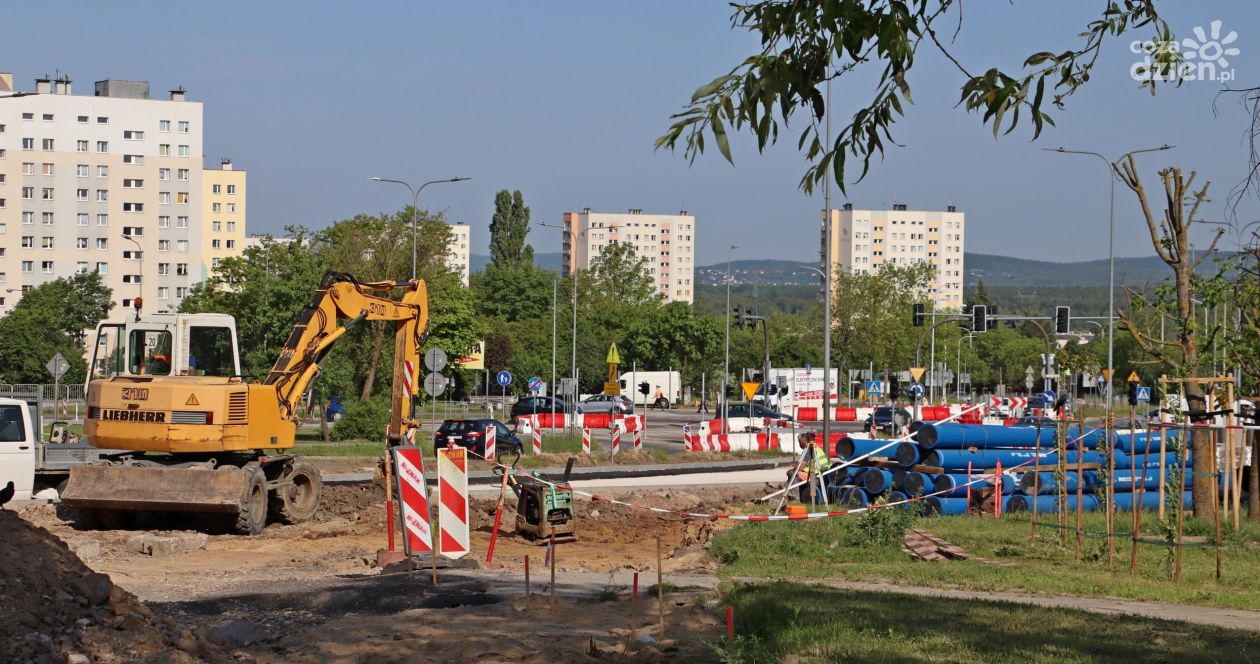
[294,441,389,459]
[711,583,1259,664]
[710,509,1260,611]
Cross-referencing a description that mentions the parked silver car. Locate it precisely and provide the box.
[581,394,634,414]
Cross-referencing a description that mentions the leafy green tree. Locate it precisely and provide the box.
[657,2,1172,193]
[587,241,660,309]
[471,265,555,322]
[0,272,112,384]
[181,231,325,381]
[830,262,935,397]
[624,302,723,388]
[488,189,534,269]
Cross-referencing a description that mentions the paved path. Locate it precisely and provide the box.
[727,576,1260,632]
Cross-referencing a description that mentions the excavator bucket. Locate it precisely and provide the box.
[61,464,251,513]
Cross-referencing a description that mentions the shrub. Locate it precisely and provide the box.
[843,494,919,547]
[331,396,391,442]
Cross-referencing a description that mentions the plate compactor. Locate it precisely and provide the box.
[511,458,577,543]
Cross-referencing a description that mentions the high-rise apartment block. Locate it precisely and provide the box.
[823,203,965,309]
[561,208,695,304]
[447,222,470,286]
[0,72,245,317]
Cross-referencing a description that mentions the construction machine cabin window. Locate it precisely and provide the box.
[129,330,174,376]
[91,324,126,379]
[0,404,26,442]
[187,326,233,377]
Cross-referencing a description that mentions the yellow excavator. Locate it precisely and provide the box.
[61,272,429,534]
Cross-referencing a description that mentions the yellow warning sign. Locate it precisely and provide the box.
[909,367,926,382]
[606,342,621,365]
[1126,370,1140,383]
[741,381,760,401]
[185,393,200,406]
[603,381,621,396]
[1101,369,1114,380]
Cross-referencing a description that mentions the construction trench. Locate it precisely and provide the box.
[3,474,761,664]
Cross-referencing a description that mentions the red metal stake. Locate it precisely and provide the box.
[385,498,395,551]
[994,460,1003,518]
[726,606,734,638]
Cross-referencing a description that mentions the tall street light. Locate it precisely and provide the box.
[369,176,471,280]
[539,221,588,413]
[723,245,737,433]
[1045,145,1172,424]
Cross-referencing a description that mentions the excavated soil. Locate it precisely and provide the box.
[11,470,768,662]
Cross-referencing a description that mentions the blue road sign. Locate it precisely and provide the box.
[865,380,883,396]
[496,370,512,387]
[908,382,925,400]
[804,363,812,373]
[1040,391,1056,404]
[528,376,542,393]
[1136,386,1151,402]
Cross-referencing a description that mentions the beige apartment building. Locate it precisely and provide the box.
[202,160,246,277]
[0,72,244,317]
[447,222,470,285]
[561,208,695,304]
[823,203,965,309]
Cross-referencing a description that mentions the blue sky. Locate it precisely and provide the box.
[7,2,1259,265]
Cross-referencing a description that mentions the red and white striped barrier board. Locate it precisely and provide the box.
[391,445,432,556]
[531,417,542,455]
[611,427,621,456]
[685,432,784,453]
[436,447,470,559]
[582,427,591,453]
[484,424,496,460]
[632,427,643,451]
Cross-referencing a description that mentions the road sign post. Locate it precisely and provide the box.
[496,370,512,404]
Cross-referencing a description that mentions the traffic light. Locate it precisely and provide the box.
[1056,306,1070,335]
[1127,382,1138,407]
[972,304,987,333]
[889,381,901,402]
[912,303,925,327]
[638,381,650,396]
[732,307,744,330]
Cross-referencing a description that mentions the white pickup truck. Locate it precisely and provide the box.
[0,394,116,502]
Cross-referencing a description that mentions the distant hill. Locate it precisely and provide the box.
[695,253,1234,288]
[470,252,563,274]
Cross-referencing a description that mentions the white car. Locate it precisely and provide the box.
[581,394,634,414]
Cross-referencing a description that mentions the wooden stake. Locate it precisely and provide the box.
[1159,419,1167,522]
[631,571,639,640]
[384,448,396,552]
[1174,427,1189,582]
[485,469,510,564]
[1212,429,1222,582]
[656,535,665,640]
[1106,407,1115,567]
[1129,404,1139,572]
[1076,432,1084,561]
[966,461,974,515]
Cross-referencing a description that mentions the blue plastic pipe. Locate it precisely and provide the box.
[935,473,1014,497]
[914,423,1104,450]
[894,442,923,467]
[835,435,900,460]
[924,496,970,516]
[1112,450,1189,469]
[1111,429,1178,454]
[862,468,895,494]
[836,486,870,509]
[1007,494,1101,513]
[1114,491,1192,511]
[924,448,1101,471]
[1111,468,1191,491]
[900,471,935,496]
[1018,471,1099,495]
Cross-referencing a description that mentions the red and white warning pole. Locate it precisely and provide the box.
[633,426,643,452]
[532,416,543,454]
[582,427,591,454]
[403,359,416,445]
[436,446,470,559]
[392,446,433,556]
[611,427,621,457]
[484,424,496,460]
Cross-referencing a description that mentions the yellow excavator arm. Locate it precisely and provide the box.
[265,271,429,444]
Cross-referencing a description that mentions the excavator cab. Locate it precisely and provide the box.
[88,312,241,381]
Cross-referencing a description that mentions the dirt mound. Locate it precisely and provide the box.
[0,509,223,663]
[314,483,386,524]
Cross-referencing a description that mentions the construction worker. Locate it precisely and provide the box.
[794,431,831,503]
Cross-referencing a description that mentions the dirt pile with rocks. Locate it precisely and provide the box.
[0,509,225,663]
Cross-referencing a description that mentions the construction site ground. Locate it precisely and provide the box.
[6,476,764,663]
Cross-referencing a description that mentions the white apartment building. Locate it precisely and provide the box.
[561,208,695,304]
[0,73,244,317]
[446,222,470,285]
[823,203,965,309]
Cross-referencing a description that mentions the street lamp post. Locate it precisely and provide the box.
[369,176,471,280]
[539,221,589,417]
[723,245,737,433]
[1045,145,1172,423]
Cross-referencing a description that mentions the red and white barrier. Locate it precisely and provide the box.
[531,416,542,455]
[436,447,470,559]
[391,446,433,556]
[633,427,642,451]
[582,427,591,453]
[685,432,788,453]
[611,427,621,456]
[484,424,496,460]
